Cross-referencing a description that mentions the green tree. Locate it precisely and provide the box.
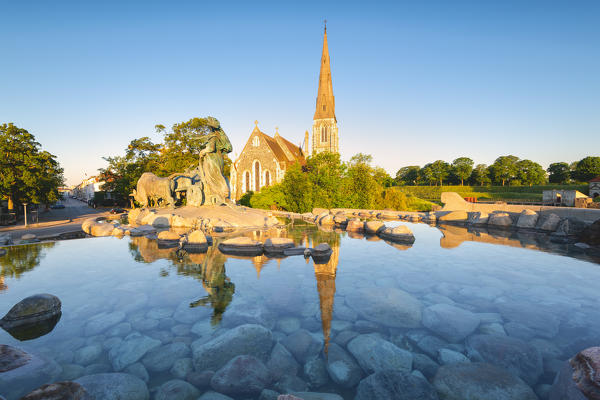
[306,152,346,209]
[343,154,381,209]
[572,156,600,182]
[249,184,288,210]
[515,159,546,186]
[470,164,491,186]
[489,155,519,186]
[373,167,394,188]
[0,123,64,210]
[547,162,571,184]
[451,157,474,186]
[280,163,312,213]
[395,166,420,186]
[155,118,214,174]
[429,160,450,186]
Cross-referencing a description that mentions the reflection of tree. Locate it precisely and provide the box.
[0,243,56,280]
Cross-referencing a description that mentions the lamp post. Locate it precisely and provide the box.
[23,203,28,227]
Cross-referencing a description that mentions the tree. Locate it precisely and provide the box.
[343,154,381,209]
[547,162,571,184]
[451,157,474,186]
[156,118,215,174]
[0,123,64,211]
[489,155,519,186]
[280,163,312,213]
[429,160,450,186]
[306,152,346,209]
[470,164,490,186]
[249,184,287,210]
[395,166,420,186]
[373,167,394,188]
[572,156,600,182]
[515,160,546,186]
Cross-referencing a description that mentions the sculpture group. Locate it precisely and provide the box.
[132,117,233,208]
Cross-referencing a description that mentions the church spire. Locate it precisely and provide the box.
[314,22,336,121]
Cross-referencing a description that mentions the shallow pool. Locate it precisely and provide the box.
[1,222,599,399]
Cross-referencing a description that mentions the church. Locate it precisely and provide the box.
[230,25,339,200]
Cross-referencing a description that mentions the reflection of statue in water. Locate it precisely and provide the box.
[189,244,235,325]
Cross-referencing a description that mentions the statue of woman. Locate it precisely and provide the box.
[197,117,233,205]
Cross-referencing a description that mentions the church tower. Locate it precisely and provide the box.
[312,22,338,155]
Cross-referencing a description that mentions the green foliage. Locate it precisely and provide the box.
[547,162,571,184]
[249,185,287,210]
[470,164,491,186]
[306,152,346,209]
[489,155,519,186]
[515,159,546,186]
[451,157,474,186]
[572,156,600,182]
[0,123,64,208]
[281,163,313,213]
[344,154,380,209]
[395,166,420,185]
[239,191,253,207]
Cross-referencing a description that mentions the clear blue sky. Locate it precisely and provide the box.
[1,0,599,185]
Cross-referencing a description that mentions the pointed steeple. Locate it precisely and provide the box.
[314,22,336,121]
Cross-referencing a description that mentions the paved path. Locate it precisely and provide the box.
[0,198,113,241]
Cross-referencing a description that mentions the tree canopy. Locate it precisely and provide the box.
[572,156,600,182]
[547,162,571,184]
[0,123,64,209]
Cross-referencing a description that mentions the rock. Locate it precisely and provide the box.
[84,311,126,336]
[141,341,190,372]
[74,344,103,366]
[211,355,271,396]
[466,334,542,386]
[267,342,300,380]
[84,363,111,375]
[290,393,343,400]
[378,225,416,243]
[345,287,422,328]
[192,324,273,372]
[20,381,92,400]
[319,214,335,226]
[108,332,161,371]
[325,343,363,388]
[412,353,439,379]
[173,297,212,323]
[129,225,156,237]
[259,389,280,400]
[218,236,264,256]
[495,301,559,339]
[549,360,588,400]
[157,230,180,240]
[579,219,600,245]
[536,213,561,231]
[437,349,470,365]
[186,370,214,388]
[433,362,538,400]
[347,334,412,374]
[355,369,439,400]
[417,335,448,358]
[439,211,468,224]
[107,322,132,337]
[198,392,234,400]
[488,212,514,228]
[0,345,62,399]
[284,246,307,256]
[170,358,193,379]
[21,233,37,241]
[422,304,480,343]
[154,379,200,400]
[277,316,301,334]
[275,374,308,393]
[365,220,385,234]
[479,322,506,336]
[552,218,587,237]
[333,213,348,226]
[516,209,539,229]
[222,301,275,329]
[467,212,489,225]
[333,330,359,347]
[264,237,295,255]
[75,373,149,400]
[346,218,364,232]
[281,329,323,364]
[569,346,600,399]
[0,294,62,338]
[124,362,149,383]
[61,364,86,380]
[304,357,329,388]
[184,230,208,252]
[311,243,333,260]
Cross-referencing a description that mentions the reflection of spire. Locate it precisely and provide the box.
[252,255,268,278]
[313,243,340,356]
[0,276,6,291]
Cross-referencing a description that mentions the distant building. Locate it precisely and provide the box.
[542,190,589,207]
[590,177,600,198]
[73,176,111,201]
[230,123,306,201]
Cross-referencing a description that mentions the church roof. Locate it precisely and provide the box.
[314,25,336,121]
[250,125,306,168]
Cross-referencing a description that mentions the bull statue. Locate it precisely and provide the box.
[132,172,176,207]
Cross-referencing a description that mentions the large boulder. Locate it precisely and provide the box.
[192,324,273,372]
[346,218,364,232]
[345,287,422,328]
[365,221,385,235]
[355,370,439,400]
[433,362,538,400]
[347,334,412,374]
[211,355,271,396]
[516,210,539,229]
[0,293,62,340]
[75,373,149,400]
[439,211,469,224]
[218,237,264,256]
[422,304,480,343]
[184,230,209,252]
[267,342,299,381]
[536,213,561,231]
[325,343,363,388]
[488,213,514,228]
[281,329,323,364]
[378,225,415,244]
[556,346,600,400]
[0,345,62,399]
[467,212,489,225]
[466,334,542,386]
[552,218,588,238]
[579,219,600,245]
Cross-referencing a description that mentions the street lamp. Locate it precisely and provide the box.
[23,203,28,227]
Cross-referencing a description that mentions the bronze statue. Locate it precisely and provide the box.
[197,117,232,205]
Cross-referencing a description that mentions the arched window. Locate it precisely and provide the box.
[254,161,260,192]
[265,171,270,187]
[321,125,328,142]
[245,171,250,192]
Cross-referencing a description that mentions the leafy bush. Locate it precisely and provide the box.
[249,185,288,210]
[239,191,253,207]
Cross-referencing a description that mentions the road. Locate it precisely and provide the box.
[0,197,113,241]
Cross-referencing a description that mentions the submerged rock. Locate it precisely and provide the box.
[20,381,92,400]
[75,373,149,400]
[141,342,190,372]
[355,369,439,400]
[108,332,161,371]
[325,343,363,388]
[281,329,323,364]
[433,362,537,400]
[211,355,271,396]
[0,293,62,340]
[267,342,300,381]
[347,334,413,374]
[154,379,200,400]
[422,303,480,343]
[345,287,422,328]
[304,357,329,388]
[84,310,126,336]
[549,359,588,400]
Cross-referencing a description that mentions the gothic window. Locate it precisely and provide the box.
[253,136,260,147]
[245,171,250,192]
[265,171,270,187]
[321,126,328,142]
[323,105,326,111]
[254,161,260,192]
